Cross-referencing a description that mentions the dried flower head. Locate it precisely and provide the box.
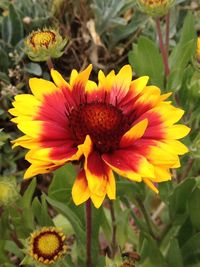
[0,176,19,207]
[24,29,67,62]
[136,0,175,17]
[28,227,67,265]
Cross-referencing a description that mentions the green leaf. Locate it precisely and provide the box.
[169,178,196,223]
[1,4,24,46]
[181,233,200,265]
[48,164,76,203]
[128,36,164,88]
[24,63,42,76]
[166,239,183,267]
[169,13,196,72]
[21,178,36,208]
[4,240,23,258]
[32,195,53,227]
[188,187,200,231]
[0,47,10,72]
[140,236,167,267]
[45,195,86,259]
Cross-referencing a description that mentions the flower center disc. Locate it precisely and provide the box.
[30,31,56,48]
[69,102,128,153]
[33,231,63,260]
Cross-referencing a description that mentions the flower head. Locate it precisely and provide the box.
[28,227,67,265]
[136,0,175,17]
[9,65,190,208]
[0,176,19,207]
[24,28,67,62]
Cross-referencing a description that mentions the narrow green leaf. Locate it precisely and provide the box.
[169,13,196,72]
[45,195,86,259]
[188,187,200,231]
[9,4,24,46]
[21,178,36,208]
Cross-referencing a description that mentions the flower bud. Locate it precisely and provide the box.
[0,176,19,207]
[24,28,67,62]
[136,0,175,17]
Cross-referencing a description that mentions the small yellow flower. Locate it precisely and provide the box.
[25,29,67,62]
[137,0,175,17]
[28,227,67,265]
[0,176,19,207]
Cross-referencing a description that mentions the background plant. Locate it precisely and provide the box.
[0,0,200,267]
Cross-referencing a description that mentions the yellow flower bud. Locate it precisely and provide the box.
[24,28,67,62]
[136,0,175,17]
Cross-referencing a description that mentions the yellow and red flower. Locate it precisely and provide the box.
[9,65,189,208]
[28,227,67,265]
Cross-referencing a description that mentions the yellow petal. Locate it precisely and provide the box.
[71,135,93,161]
[143,178,159,194]
[165,125,190,139]
[98,69,115,91]
[113,65,132,95]
[29,78,58,100]
[163,140,188,155]
[148,145,179,166]
[106,170,116,200]
[130,76,149,97]
[17,121,42,138]
[12,135,38,149]
[154,166,171,182]
[72,171,90,205]
[85,80,98,93]
[160,92,172,101]
[71,64,92,90]
[120,119,148,147]
[90,192,106,208]
[69,69,78,86]
[51,69,70,88]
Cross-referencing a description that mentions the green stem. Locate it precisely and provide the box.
[86,199,92,267]
[136,197,158,241]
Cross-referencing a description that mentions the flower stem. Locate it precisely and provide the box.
[136,197,158,241]
[46,57,54,71]
[86,199,92,267]
[165,12,170,54]
[155,17,170,77]
[110,200,117,258]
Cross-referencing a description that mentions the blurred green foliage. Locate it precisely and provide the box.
[0,0,200,266]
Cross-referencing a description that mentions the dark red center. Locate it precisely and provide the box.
[68,102,129,153]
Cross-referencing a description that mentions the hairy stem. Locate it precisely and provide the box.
[110,201,117,258]
[165,12,170,54]
[86,199,92,267]
[46,57,54,71]
[155,18,170,77]
[136,197,158,240]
